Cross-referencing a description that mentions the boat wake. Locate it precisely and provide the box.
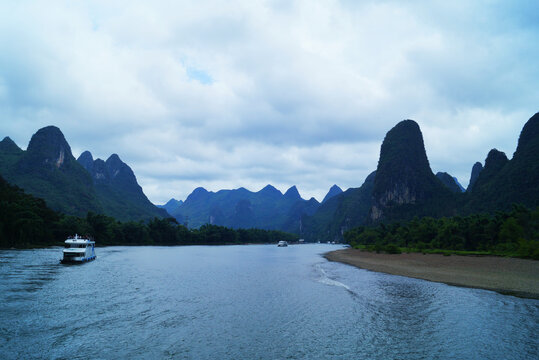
[315,263,351,292]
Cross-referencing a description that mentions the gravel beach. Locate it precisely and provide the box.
[325,248,539,299]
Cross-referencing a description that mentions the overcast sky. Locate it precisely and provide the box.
[1,0,538,204]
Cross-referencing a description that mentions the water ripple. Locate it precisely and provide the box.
[0,245,538,360]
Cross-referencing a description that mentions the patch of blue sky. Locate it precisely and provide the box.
[186,67,213,85]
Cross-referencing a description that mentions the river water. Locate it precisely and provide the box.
[0,244,538,359]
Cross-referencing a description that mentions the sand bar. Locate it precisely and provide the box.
[325,248,539,299]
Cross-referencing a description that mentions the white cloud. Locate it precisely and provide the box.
[0,0,537,203]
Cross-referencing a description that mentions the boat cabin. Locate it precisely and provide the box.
[61,234,96,263]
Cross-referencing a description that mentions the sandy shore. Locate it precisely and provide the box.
[324,249,539,299]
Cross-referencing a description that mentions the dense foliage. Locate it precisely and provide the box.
[344,204,539,259]
[0,175,298,248]
[0,176,59,246]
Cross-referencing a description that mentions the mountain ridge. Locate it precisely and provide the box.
[77,151,168,221]
[169,184,322,232]
[0,126,165,221]
[302,113,539,241]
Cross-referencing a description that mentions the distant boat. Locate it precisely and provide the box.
[60,234,96,264]
[277,241,288,247]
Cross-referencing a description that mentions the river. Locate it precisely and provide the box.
[1,244,538,359]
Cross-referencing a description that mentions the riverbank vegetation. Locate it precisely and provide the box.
[344,205,539,259]
[0,175,297,248]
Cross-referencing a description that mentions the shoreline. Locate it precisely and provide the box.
[324,248,539,299]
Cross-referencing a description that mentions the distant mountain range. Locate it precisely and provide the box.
[0,126,166,221]
[436,172,464,193]
[157,198,183,215]
[165,185,324,233]
[162,183,344,233]
[1,111,537,239]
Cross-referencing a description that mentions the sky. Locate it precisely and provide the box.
[1,0,538,204]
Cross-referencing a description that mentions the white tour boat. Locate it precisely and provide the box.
[277,240,288,247]
[60,234,96,264]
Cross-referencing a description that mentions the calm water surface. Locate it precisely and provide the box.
[0,244,538,359]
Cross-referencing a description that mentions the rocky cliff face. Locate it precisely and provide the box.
[21,126,74,171]
[370,120,449,221]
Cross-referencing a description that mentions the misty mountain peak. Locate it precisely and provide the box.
[158,198,184,215]
[284,185,301,200]
[77,151,94,172]
[322,184,343,203]
[106,154,123,169]
[259,184,282,197]
[165,198,183,206]
[185,187,210,203]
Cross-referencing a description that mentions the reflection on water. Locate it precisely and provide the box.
[0,245,538,359]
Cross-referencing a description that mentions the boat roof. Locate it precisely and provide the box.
[65,235,94,244]
[65,239,94,243]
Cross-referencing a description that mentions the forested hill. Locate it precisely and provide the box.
[369,119,455,222]
[0,126,165,222]
[303,112,539,242]
[464,112,539,213]
[0,126,102,216]
[77,151,168,221]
